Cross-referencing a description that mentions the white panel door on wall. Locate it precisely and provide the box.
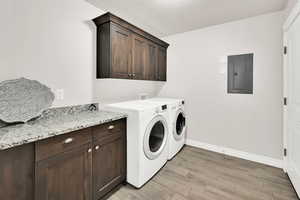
[284,2,300,197]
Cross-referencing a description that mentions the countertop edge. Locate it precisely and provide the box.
[0,115,127,151]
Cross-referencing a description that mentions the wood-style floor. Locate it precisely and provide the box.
[108,146,298,200]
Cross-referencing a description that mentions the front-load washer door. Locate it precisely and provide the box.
[173,109,186,141]
[143,115,168,160]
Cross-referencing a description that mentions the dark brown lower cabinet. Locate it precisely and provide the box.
[0,119,126,200]
[93,133,126,200]
[35,143,93,200]
[0,144,35,200]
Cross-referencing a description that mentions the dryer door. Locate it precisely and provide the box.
[143,115,168,160]
[173,109,186,141]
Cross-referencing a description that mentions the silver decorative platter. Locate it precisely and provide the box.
[0,78,55,123]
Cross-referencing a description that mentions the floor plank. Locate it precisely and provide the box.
[108,146,298,200]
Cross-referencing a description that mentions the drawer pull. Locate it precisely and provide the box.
[108,125,115,130]
[95,145,100,150]
[64,138,74,144]
[88,148,92,153]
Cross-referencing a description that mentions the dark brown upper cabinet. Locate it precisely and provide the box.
[145,41,158,80]
[132,34,146,80]
[157,46,167,81]
[228,53,253,94]
[93,12,169,81]
[111,24,132,79]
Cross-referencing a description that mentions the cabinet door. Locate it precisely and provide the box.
[0,144,34,200]
[111,24,131,79]
[145,41,158,80]
[93,133,126,200]
[132,34,146,79]
[157,46,167,81]
[36,143,92,200]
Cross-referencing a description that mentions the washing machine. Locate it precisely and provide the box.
[104,100,169,188]
[145,98,186,160]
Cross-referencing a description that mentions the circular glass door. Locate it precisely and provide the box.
[173,109,186,141]
[144,115,168,160]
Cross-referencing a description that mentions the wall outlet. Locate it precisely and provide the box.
[139,93,149,100]
[55,89,64,100]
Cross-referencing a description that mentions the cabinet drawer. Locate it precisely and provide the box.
[92,119,126,140]
[36,128,92,161]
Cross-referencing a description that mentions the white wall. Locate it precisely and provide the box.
[0,0,164,107]
[93,79,164,104]
[1,1,284,160]
[0,0,106,107]
[0,0,17,81]
[159,12,285,159]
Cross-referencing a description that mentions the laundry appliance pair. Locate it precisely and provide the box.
[105,98,186,188]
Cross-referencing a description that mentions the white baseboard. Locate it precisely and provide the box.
[288,162,300,197]
[186,139,283,169]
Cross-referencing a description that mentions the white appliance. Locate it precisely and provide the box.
[104,100,169,188]
[145,98,186,160]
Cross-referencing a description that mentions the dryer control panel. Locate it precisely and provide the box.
[155,105,168,114]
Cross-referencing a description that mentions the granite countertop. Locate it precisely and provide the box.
[0,104,127,150]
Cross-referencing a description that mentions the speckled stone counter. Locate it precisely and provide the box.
[0,104,127,150]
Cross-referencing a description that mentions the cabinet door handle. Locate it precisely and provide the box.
[128,73,131,77]
[108,125,115,130]
[88,148,92,153]
[132,73,136,77]
[64,138,74,144]
[95,145,100,150]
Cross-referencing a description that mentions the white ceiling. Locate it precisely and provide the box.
[87,0,287,37]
